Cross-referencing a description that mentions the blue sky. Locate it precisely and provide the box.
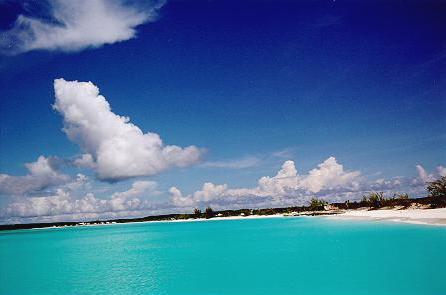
[0,0,445,223]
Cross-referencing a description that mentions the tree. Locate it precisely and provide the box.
[205,207,214,219]
[362,192,385,209]
[309,198,327,211]
[427,176,446,207]
[193,208,201,218]
[369,192,384,208]
[394,193,409,200]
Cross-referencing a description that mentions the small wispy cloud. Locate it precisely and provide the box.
[0,0,165,54]
[271,148,295,159]
[201,156,261,169]
[201,148,296,169]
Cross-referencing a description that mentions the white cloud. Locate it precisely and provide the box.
[193,182,228,202]
[202,156,261,169]
[1,180,159,220]
[437,166,446,177]
[63,173,90,191]
[369,178,403,191]
[257,157,361,195]
[169,186,194,207]
[412,164,446,187]
[53,78,203,181]
[109,180,159,211]
[2,157,444,222]
[171,183,228,207]
[171,157,362,207]
[0,156,70,195]
[5,189,74,218]
[172,160,446,209]
[1,0,164,54]
[415,164,436,183]
[271,148,295,159]
[300,157,362,192]
[73,154,97,169]
[257,160,298,195]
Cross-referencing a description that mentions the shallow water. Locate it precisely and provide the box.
[0,217,445,295]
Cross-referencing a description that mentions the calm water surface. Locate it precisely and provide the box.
[0,217,445,295]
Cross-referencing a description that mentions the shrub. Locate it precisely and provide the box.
[193,208,201,218]
[205,207,214,219]
[426,176,446,208]
[394,193,409,200]
[309,198,327,211]
[178,214,190,220]
[388,193,410,207]
[362,192,385,209]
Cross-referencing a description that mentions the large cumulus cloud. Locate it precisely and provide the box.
[170,157,446,209]
[257,157,361,195]
[53,78,203,181]
[170,157,363,207]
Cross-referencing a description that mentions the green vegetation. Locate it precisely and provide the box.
[193,208,201,218]
[361,192,411,209]
[362,192,385,208]
[205,207,214,219]
[393,193,409,200]
[309,198,327,211]
[427,176,446,207]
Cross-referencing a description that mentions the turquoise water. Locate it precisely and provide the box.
[0,217,445,295]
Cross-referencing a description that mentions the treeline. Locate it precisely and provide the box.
[332,194,441,210]
[335,176,446,209]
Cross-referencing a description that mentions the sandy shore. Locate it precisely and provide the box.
[26,208,446,231]
[330,208,446,226]
[116,209,446,226]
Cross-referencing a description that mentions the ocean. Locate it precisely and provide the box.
[0,217,444,295]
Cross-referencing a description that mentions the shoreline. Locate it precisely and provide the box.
[46,214,288,228]
[328,207,446,226]
[29,208,446,230]
[94,208,446,227]
[1,214,288,232]
[2,207,446,232]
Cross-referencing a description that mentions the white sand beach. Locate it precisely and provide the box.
[331,208,446,226]
[30,208,446,230]
[143,209,446,226]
